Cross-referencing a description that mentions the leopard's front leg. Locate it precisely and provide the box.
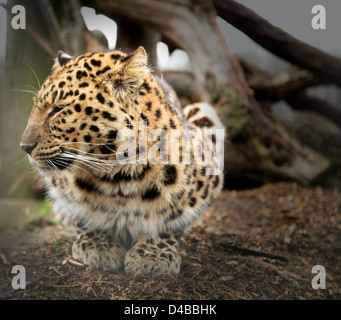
[72,223,126,272]
[124,233,181,276]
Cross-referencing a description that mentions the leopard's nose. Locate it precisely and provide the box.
[20,142,38,155]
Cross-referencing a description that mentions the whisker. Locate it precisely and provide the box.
[61,146,113,159]
[16,154,30,166]
[64,150,139,166]
[45,160,56,173]
[61,152,114,168]
[61,150,120,167]
[28,65,41,88]
[12,89,38,96]
[48,159,61,173]
[53,158,99,178]
[57,154,112,174]
[25,84,39,94]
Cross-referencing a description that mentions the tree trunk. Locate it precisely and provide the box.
[23,0,106,58]
[0,1,51,198]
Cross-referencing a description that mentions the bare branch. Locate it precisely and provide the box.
[240,61,324,101]
[238,58,341,125]
[213,0,341,87]
[286,92,341,126]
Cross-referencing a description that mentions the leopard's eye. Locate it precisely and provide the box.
[47,105,64,119]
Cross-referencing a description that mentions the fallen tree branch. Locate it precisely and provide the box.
[213,0,341,87]
[239,58,341,125]
[240,59,325,102]
[286,92,341,126]
[252,260,302,280]
[219,241,288,262]
[162,66,341,126]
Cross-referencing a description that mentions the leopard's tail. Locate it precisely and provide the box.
[183,103,224,131]
[183,103,225,175]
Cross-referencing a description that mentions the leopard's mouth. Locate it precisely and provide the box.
[29,149,75,172]
[31,146,114,175]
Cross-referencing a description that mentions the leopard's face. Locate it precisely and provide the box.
[20,47,149,174]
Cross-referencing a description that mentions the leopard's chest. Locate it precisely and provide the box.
[44,171,173,232]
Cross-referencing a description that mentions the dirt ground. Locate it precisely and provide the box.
[0,182,340,300]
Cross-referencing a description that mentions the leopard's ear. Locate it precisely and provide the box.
[121,47,148,69]
[57,51,74,66]
[108,47,150,101]
[121,46,149,82]
[53,51,74,71]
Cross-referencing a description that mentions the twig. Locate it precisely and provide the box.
[219,242,288,262]
[67,257,85,267]
[252,260,302,280]
[50,280,114,288]
[26,22,55,57]
[49,266,65,276]
[0,253,8,264]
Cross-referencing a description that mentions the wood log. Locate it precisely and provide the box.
[161,70,331,186]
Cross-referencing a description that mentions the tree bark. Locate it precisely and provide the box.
[0,1,51,198]
[213,0,341,87]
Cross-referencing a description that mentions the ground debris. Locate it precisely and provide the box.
[0,182,340,300]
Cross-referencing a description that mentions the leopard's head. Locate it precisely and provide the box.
[20,47,151,175]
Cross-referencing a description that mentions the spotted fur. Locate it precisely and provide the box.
[21,47,224,276]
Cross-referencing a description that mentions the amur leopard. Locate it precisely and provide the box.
[20,47,224,276]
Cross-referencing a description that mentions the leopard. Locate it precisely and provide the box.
[20,46,224,276]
